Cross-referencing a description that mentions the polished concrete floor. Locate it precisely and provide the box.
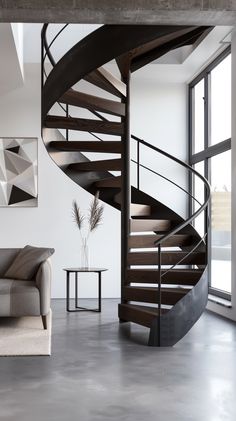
[0,299,236,421]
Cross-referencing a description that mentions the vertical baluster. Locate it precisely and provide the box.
[137,140,140,190]
[120,70,131,308]
[41,29,44,133]
[66,104,69,141]
[158,244,162,346]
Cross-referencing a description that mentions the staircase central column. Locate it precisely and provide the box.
[120,70,131,308]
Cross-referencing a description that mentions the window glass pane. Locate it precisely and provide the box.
[211,54,231,145]
[210,150,231,293]
[193,161,205,237]
[193,79,205,154]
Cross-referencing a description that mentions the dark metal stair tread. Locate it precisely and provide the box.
[131,215,175,220]
[45,115,124,136]
[49,141,122,153]
[69,159,122,171]
[129,250,205,256]
[128,250,206,265]
[126,268,203,285]
[130,204,151,217]
[118,303,168,328]
[125,286,190,293]
[120,303,168,316]
[129,233,193,248]
[131,187,183,222]
[130,219,171,232]
[59,89,126,117]
[94,176,122,188]
[127,268,203,273]
[123,285,190,305]
[84,67,126,98]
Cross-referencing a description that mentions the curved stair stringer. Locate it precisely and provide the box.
[148,268,208,346]
[42,24,211,347]
[42,25,202,117]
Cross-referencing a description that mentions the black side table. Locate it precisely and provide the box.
[63,268,108,312]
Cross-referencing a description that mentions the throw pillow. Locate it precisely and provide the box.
[4,245,55,280]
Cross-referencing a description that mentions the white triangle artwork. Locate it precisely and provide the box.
[5,150,32,175]
[10,166,37,197]
[0,137,38,207]
[0,184,7,206]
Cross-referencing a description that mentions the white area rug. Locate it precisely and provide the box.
[0,310,52,356]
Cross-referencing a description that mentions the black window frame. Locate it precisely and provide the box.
[188,45,231,301]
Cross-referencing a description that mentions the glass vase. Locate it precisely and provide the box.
[81,238,89,269]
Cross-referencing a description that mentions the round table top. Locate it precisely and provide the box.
[63,267,108,273]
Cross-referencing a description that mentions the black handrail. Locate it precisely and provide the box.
[42,24,55,67]
[131,158,202,207]
[42,24,106,143]
[43,24,69,65]
[131,134,211,247]
[131,134,210,275]
[161,233,207,278]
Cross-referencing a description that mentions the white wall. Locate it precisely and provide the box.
[131,75,188,218]
[11,23,24,79]
[0,24,24,95]
[0,64,121,299]
[0,63,187,298]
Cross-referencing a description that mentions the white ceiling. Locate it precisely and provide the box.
[132,26,234,84]
[23,24,234,84]
[23,23,101,64]
[0,23,233,96]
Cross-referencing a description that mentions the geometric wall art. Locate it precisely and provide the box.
[0,138,38,207]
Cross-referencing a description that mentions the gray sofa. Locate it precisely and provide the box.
[0,248,51,329]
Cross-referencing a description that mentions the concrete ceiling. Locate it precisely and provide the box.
[0,1,236,25]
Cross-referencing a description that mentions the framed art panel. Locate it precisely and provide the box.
[0,137,38,207]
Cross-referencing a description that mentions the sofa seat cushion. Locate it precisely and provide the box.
[4,245,55,280]
[0,279,40,317]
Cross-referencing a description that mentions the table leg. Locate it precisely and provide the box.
[98,272,101,312]
[75,272,78,308]
[66,272,70,312]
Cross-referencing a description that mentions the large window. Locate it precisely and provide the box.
[189,46,231,300]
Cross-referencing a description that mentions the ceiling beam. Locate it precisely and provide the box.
[0,1,236,25]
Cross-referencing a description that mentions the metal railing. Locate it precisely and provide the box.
[41,23,104,142]
[131,135,210,344]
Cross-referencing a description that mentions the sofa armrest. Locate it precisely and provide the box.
[35,258,52,316]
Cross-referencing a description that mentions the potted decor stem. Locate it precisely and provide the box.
[72,191,104,268]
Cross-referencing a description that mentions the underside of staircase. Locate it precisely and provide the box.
[41,24,211,346]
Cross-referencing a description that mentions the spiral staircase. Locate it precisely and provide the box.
[41,24,211,346]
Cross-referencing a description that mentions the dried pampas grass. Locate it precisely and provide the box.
[72,191,104,240]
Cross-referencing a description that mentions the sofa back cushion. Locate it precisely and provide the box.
[0,249,20,277]
[4,245,55,280]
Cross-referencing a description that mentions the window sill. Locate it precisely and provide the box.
[208,294,232,308]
